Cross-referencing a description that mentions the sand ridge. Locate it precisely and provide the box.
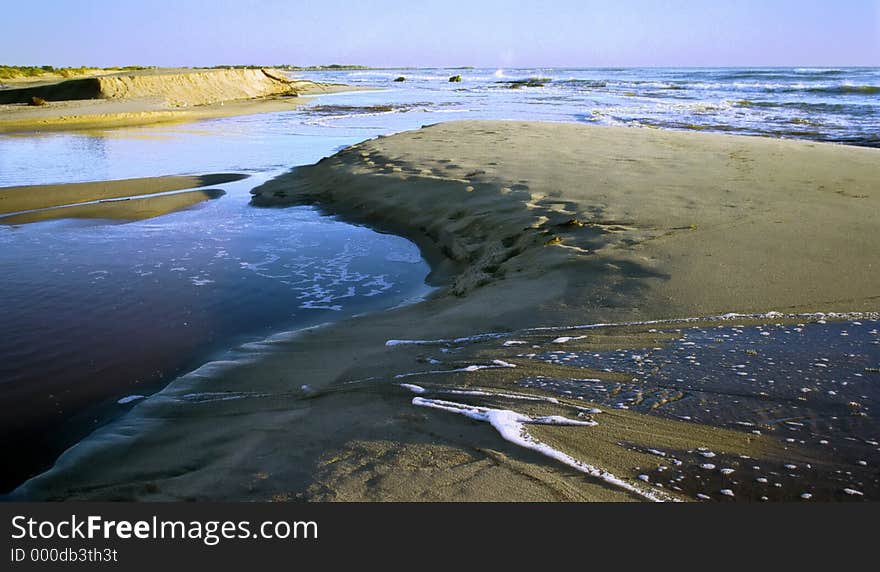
[0,68,361,133]
[0,173,248,216]
[0,188,226,224]
[2,68,315,106]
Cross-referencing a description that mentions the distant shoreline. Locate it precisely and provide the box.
[0,67,365,133]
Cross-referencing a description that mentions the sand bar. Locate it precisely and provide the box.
[0,188,225,225]
[254,120,880,318]
[0,173,246,215]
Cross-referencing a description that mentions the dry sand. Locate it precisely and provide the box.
[0,68,359,133]
[14,121,880,502]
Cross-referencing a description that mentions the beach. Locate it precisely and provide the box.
[12,120,878,501]
[256,120,879,315]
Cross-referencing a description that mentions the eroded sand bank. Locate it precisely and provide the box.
[0,68,358,133]
[15,121,879,501]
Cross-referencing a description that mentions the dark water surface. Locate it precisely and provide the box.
[516,318,880,500]
[0,172,430,491]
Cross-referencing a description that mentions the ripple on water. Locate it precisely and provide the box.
[0,174,431,492]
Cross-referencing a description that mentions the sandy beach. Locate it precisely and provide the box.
[13,121,878,501]
[257,121,880,316]
[0,67,360,133]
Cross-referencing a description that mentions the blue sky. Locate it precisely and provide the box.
[3,0,878,67]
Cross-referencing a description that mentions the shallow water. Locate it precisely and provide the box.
[0,126,431,491]
[520,320,880,427]
[292,67,880,147]
[2,67,877,188]
[514,319,880,500]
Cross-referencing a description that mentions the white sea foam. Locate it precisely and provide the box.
[424,108,472,114]
[394,360,516,379]
[117,395,146,405]
[178,391,270,403]
[399,382,566,406]
[552,336,583,344]
[385,250,423,264]
[577,406,603,414]
[384,311,878,348]
[399,383,427,394]
[448,389,560,404]
[385,332,509,346]
[793,68,843,74]
[178,391,272,403]
[411,396,668,502]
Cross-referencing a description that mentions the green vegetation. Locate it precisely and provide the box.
[0,65,94,79]
[305,64,369,70]
[209,64,371,71]
[209,65,266,69]
[0,65,55,79]
[0,65,152,80]
[0,64,481,82]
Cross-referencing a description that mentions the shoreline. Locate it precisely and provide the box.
[0,173,249,215]
[12,121,880,501]
[0,169,433,493]
[0,67,366,133]
[0,90,364,134]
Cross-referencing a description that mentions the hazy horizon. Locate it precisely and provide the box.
[2,0,878,68]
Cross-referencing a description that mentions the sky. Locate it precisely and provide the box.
[2,0,878,68]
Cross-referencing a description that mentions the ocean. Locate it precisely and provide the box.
[294,66,879,147]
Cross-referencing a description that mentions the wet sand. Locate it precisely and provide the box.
[0,189,225,225]
[0,173,246,215]
[14,121,880,501]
